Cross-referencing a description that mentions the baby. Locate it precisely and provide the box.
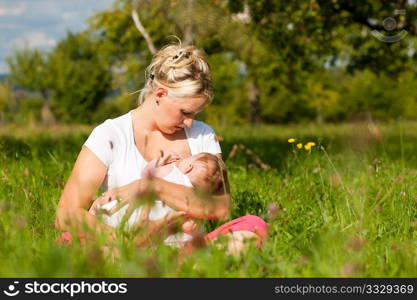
[89,151,225,247]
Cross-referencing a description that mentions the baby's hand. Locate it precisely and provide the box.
[141,150,180,179]
[158,150,180,166]
[182,219,198,234]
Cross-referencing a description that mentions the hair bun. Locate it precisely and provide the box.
[171,50,193,63]
[138,42,213,104]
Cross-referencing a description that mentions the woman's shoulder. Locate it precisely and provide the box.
[85,111,133,153]
[107,110,132,130]
[84,111,133,166]
[186,120,222,155]
[188,120,216,136]
[91,111,132,137]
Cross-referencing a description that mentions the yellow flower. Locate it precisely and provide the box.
[307,142,316,147]
[304,144,311,150]
[288,138,296,143]
[296,143,303,149]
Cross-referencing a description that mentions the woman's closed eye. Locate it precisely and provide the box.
[181,110,194,117]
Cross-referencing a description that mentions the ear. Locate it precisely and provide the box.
[155,87,168,98]
[183,164,193,174]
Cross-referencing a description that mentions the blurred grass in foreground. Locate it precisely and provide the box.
[1,121,417,277]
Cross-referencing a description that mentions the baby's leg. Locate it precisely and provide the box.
[181,215,268,256]
[205,215,268,256]
[222,230,260,256]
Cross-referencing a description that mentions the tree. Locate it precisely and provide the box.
[225,0,417,122]
[88,0,274,125]
[6,48,55,124]
[47,32,112,123]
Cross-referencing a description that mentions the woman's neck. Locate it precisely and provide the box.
[132,101,158,133]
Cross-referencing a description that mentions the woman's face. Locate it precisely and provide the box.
[154,91,207,134]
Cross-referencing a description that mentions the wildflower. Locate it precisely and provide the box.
[304,144,311,151]
[296,143,303,149]
[267,203,283,220]
[307,142,316,147]
[288,138,296,143]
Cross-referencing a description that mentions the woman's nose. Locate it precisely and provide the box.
[183,118,193,128]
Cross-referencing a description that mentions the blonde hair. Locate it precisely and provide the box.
[190,153,227,194]
[138,41,213,105]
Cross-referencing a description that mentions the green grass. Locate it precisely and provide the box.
[1,121,417,277]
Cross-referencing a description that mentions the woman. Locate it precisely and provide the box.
[55,43,267,253]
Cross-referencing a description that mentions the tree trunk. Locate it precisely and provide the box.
[248,79,260,126]
[132,1,156,55]
[316,108,324,125]
[183,0,195,45]
[40,89,56,126]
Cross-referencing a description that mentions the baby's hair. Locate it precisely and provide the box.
[138,38,213,105]
[192,153,226,194]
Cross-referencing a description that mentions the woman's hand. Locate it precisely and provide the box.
[100,178,154,209]
[88,195,111,215]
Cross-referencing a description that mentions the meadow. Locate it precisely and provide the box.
[1,121,417,277]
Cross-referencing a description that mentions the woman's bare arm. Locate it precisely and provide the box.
[146,152,231,220]
[156,153,231,220]
[103,154,231,221]
[55,146,114,234]
[152,170,231,221]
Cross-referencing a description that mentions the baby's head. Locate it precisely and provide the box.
[176,153,225,194]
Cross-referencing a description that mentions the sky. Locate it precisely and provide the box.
[0,0,114,74]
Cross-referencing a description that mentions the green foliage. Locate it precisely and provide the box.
[200,52,248,126]
[48,32,112,123]
[0,83,11,123]
[6,32,113,124]
[225,0,417,122]
[6,48,51,97]
[339,70,417,121]
[0,81,29,124]
[91,94,136,124]
[4,0,417,124]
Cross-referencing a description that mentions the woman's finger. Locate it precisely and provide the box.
[107,198,130,215]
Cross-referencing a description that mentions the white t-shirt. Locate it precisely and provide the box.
[96,165,193,229]
[83,110,222,191]
[96,165,194,247]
